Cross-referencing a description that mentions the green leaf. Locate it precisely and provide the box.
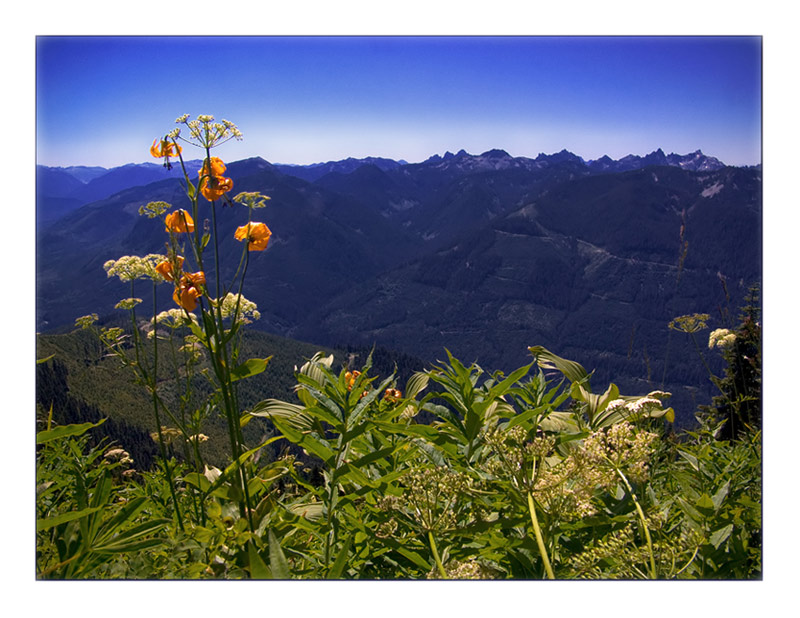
[37,419,106,444]
[381,537,431,570]
[249,398,314,430]
[94,497,150,545]
[230,357,272,382]
[405,372,429,399]
[695,493,715,515]
[709,524,734,549]
[93,519,169,553]
[94,538,164,555]
[712,480,730,511]
[332,461,373,487]
[37,506,104,532]
[528,346,589,385]
[248,541,271,580]
[328,535,353,579]
[270,417,335,466]
[268,530,291,579]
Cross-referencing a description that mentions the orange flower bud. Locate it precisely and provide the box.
[383,388,403,402]
[345,370,361,391]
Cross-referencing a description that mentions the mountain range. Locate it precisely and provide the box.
[36,148,761,425]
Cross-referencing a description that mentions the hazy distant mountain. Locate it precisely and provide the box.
[274,156,407,182]
[35,147,760,425]
[586,148,725,173]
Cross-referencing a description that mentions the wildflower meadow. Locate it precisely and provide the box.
[35,115,762,580]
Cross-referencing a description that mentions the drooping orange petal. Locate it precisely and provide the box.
[165,210,195,233]
[172,271,205,311]
[200,157,227,177]
[173,286,201,311]
[234,222,271,251]
[155,256,184,282]
[199,175,233,201]
[150,139,182,157]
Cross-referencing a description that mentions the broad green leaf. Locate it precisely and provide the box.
[286,501,324,520]
[539,411,580,433]
[271,417,335,466]
[350,445,397,469]
[528,346,589,385]
[230,357,272,382]
[37,506,104,532]
[248,541,271,580]
[405,372,429,399]
[381,537,431,570]
[37,419,106,444]
[268,530,291,579]
[249,398,314,430]
[332,461,373,488]
[506,403,553,430]
[709,524,734,549]
[712,480,730,511]
[695,493,715,514]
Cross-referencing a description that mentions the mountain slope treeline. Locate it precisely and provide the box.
[36,148,761,426]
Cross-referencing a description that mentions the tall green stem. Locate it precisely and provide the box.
[428,531,448,579]
[142,281,184,531]
[527,492,555,579]
[614,466,656,579]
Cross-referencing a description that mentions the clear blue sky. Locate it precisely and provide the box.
[36,36,761,168]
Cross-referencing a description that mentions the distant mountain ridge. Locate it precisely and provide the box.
[37,147,732,203]
[36,147,761,426]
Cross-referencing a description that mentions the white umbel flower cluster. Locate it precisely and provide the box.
[104,254,168,282]
[214,292,261,323]
[708,328,737,349]
[174,114,243,149]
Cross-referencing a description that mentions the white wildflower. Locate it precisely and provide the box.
[104,254,168,282]
[708,328,736,349]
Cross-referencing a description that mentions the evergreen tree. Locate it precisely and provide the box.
[705,285,761,440]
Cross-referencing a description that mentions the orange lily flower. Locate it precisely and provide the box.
[165,210,195,233]
[200,157,227,177]
[200,176,234,201]
[234,222,272,251]
[172,271,206,311]
[198,157,234,201]
[150,138,182,169]
[155,255,184,282]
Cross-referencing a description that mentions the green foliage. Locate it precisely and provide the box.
[36,343,761,579]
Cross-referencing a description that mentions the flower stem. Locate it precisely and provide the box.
[527,491,555,579]
[150,283,184,532]
[614,466,657,579]
[428,531,448,579]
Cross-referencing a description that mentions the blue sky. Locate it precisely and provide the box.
[37,35,762,168]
